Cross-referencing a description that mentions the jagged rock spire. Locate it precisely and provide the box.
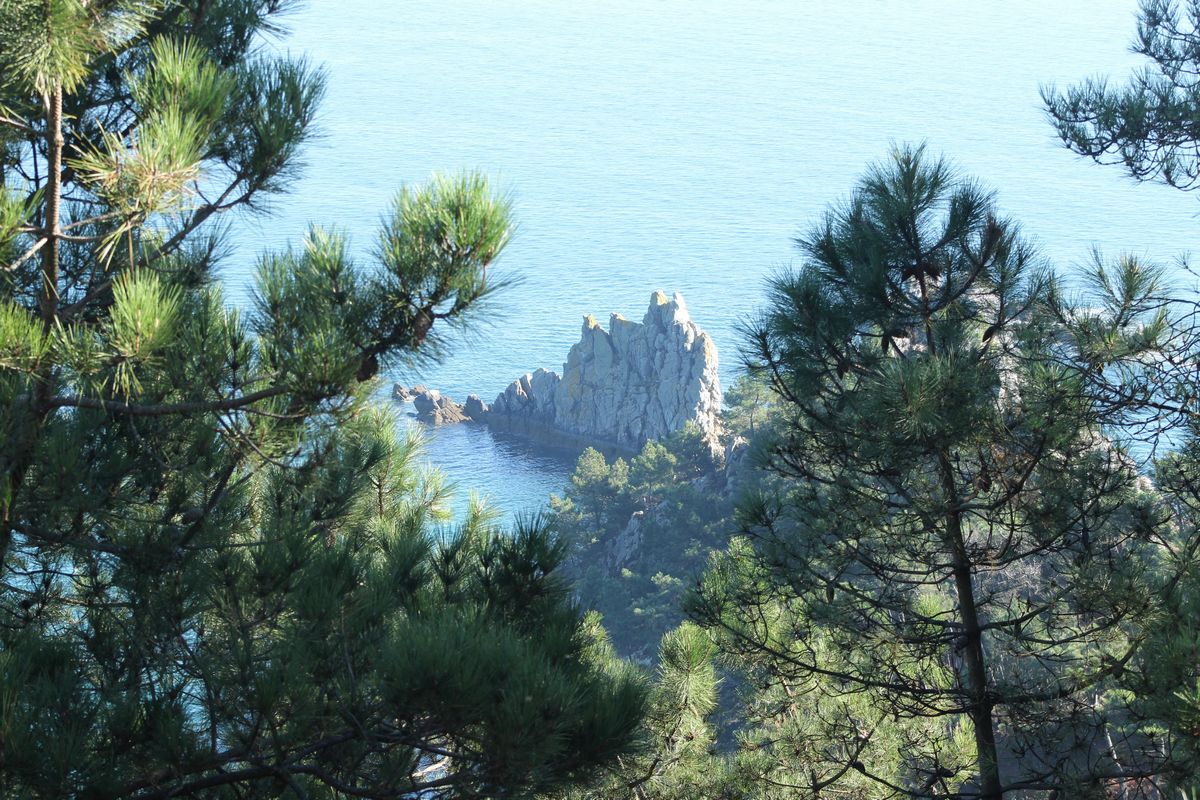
[486,291,723,451]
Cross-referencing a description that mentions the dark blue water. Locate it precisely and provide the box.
[233,1,1200,516]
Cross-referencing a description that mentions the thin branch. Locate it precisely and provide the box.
[2,237,48,273]
[0,115,34,135]
[40,386,288,417]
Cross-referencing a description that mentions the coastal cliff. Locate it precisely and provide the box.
[484,291,723,452]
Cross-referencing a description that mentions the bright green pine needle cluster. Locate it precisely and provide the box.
[0,0,162,95]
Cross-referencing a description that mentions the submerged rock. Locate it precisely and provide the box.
[488,291,723,451]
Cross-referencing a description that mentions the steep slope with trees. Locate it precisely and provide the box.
[551,424,729,660]
[552,2,1200,795]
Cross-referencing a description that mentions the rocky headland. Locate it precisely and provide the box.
[394,291,724,454]
[486,290,723,451]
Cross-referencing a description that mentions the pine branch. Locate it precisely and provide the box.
[40,385,288,416]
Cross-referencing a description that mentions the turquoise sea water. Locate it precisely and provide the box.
[233,1,1200,515]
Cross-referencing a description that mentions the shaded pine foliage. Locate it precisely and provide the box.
[551,424,732,660]
[688,146,1199,797]
[555,622,729,800]
[0,2,645,797]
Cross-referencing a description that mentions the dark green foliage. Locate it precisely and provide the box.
[555,622,731,800]
[1108,441,1200,792]
[720,372,780,443]
[551,424,733,660]
[0,2,646,797]
[2,422,646,798]
[688,145,1195,797]
[1045,6,1200,786]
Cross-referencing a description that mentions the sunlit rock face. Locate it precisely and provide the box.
[486,291,723,451]
[412,387,467,424]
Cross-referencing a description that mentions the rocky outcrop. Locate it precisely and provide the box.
[719,435,751,492]
[412,387,467,424]
[463,395,488,421]
[394,384,489,425]
[607,510,645,570]
[484,291,723,452]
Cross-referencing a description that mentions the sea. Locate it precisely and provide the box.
[227,0,1200,518]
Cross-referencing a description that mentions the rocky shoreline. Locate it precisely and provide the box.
[394,291,724,455]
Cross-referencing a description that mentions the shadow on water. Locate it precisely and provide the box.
[396,407,583,523]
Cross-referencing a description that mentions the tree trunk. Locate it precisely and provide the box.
[4,83,64,568]
[942,454,1004,799]
[40,81,63,330]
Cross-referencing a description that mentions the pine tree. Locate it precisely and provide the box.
[1046,4,1200,788]
[1044,0,1200,192]
[688,145,1196,797]
[0,2,645,796]
[555,622,728,800]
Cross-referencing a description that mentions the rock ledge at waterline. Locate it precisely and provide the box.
[395,291,724,453]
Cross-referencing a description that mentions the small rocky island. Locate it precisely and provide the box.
[395,291,723,453]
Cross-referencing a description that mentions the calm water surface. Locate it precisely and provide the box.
[232,1,1200,516]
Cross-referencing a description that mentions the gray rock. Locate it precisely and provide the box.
[719,435,750,491]
[392,383,413,402]
[411,388,437,415]
[607,511,645,570]
[463,394,488,420]
[412,387,467,424]
[487,291,723,451]
[724,435,749,467]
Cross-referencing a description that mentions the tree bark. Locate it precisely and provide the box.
[3,82,65,570]
[941,454,1004,799]
[40,81,63,330]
